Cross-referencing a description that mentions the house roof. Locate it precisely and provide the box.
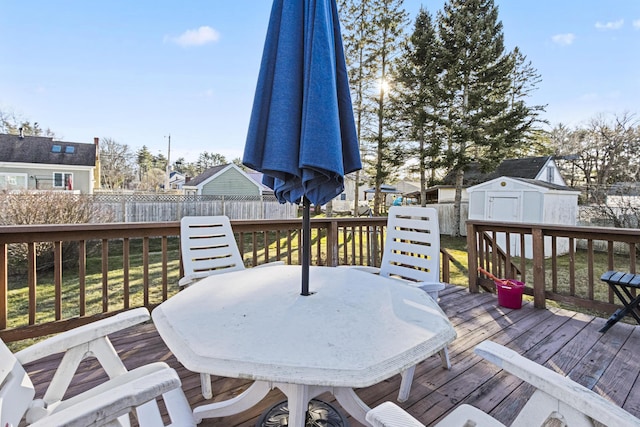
[608,182,640,196]
[185,164,274,194]
[185,164,227,187]
[0,133,96,167]
[443,156,553,186]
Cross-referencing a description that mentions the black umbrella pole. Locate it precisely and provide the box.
[301,197,311,296]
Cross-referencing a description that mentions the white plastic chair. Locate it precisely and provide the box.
[348,206,450,401]
[1,308,195,427]
[366,340,640,427]
[179,215,247,288]
[179,215,283,399]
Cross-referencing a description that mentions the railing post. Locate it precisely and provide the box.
[532,227,546,308]
[467,222,479,293]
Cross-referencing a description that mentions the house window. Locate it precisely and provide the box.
[53,172,73,189]
[65,145,76,154]
[546,166,554,183]
[0,173,28,190]
[51,145,62,153]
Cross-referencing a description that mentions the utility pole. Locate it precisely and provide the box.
[165,134,171,191]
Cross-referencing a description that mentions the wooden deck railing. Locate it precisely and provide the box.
[7,217,635,343]
[1,217,460,343]
[467,220,640,314]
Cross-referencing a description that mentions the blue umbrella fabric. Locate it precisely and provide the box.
[243,0,361,207]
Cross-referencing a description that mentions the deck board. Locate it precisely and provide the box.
[21,285,640,426]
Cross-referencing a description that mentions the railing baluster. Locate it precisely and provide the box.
[28,243,36,325]
[123,238,130,309]
[162,236,168,301]
[287,230,293,265]
[358,225,363,266]
[0,243,7,329]
[252,233,258,267]
[79,240,86,316]
[54,241,62,320]
[569,237,576,296]
[587,239,594,301]
[143,237,150,307]
[237,233,245,262]
[101,239,109,312]
[503,231,510,278]
[519,235,526,284]
[551,237,558,293]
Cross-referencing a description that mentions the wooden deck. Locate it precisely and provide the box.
[22,285,640,426]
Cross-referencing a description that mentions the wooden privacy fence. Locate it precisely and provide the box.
[90,194,298,222]
[467,220,640,314]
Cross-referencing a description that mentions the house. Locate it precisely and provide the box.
[182,164,273,197]
[467,176,580,258]
[408,156,566,205]
[323,172,369,213]
[168,171,186,190]
[0,133,98,194]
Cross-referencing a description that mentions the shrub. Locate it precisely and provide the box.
[0,191,115,275]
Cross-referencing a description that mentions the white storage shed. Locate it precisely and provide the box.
[467,177,580,259]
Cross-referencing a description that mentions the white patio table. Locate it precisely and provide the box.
[151,265,456,426]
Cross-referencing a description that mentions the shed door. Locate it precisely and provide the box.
[487,194,521,256]
[487,194,520,222]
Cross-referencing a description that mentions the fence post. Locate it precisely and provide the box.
[467,222,479,293]
[532,227,546,308]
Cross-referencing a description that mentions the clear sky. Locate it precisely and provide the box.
[1,1,639,164]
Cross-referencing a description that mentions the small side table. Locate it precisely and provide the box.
[599,271,640,333]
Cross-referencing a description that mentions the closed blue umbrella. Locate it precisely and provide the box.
[243,0,361,295]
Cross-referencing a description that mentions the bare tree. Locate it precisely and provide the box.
[99,138,136,190]
[551,112,640,203]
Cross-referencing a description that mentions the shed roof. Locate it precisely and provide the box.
[467,176,578,193]
[443,156,553,186]
[0,133,96,167]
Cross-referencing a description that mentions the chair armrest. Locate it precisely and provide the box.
[29,366,192,427]
[15,308,150,364]
[179,271,215,288]
[475,341,640,427]
[366,401,424,427]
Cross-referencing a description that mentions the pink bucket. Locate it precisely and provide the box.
[496,280,525,309]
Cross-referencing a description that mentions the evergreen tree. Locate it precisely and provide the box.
[437,0,536,235]
[369,0,409,215]
[339,0,409,215]
[136,146,154,181]
[339,0,379,215]
[394,7,443,206]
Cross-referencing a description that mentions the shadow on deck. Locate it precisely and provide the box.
[23,285,640,426]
